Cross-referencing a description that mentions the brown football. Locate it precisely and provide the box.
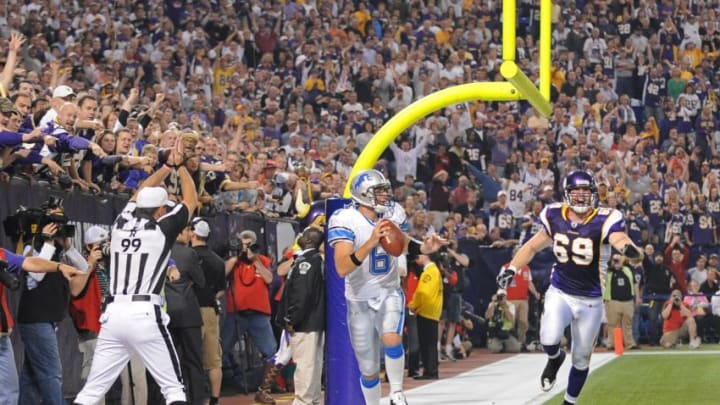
[380,219,405,257]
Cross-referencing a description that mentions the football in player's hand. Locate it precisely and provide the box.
[380,219,405,257]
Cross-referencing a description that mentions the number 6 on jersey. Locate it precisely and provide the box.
[553,234,593,266]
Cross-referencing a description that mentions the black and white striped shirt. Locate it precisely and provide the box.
[109,201,189,296]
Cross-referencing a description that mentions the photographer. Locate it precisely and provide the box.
[221,230,277,393]
[485,288,522,353]
[660,289,701,349]
[69,226,111,390]
[0,247,83,405]
[18,202,92,405]
[438,243,469,361]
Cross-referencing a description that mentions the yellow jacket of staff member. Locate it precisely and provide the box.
[409,262,443,321]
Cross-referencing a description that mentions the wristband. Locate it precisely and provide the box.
[163,163,174,171]
[350,252,363,266]
[408,238,422,258]
[56,263,61,273]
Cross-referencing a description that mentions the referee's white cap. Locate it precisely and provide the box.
[137,187,169,208]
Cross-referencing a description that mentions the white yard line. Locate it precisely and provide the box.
[623,350,720,356]
[382,353,616,405]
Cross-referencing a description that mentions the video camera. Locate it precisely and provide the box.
[3,197,76,241]
[433,246,452,269]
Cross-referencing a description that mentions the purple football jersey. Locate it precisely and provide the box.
[539,204,626,297]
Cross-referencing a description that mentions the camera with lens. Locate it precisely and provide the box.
[488,304,510,340]
[0,259,20,291]
[228,235,261,263]
[3,197,75,242]
[100,241,111,257]
[239,242,261,263]
[432,246,452,269]
[672,294,682,306]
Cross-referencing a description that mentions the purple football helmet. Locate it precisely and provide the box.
[300,200,326,229]
[562,171,598,214]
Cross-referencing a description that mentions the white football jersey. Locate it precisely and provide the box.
[506,179,529,217]
[328,202,408,301]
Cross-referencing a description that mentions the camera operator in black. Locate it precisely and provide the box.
[189,218,226,405]
[162,220,206,405]
[0,245,84,405]
[438,242,470,361]
[18,202,92,405]
[485,288,522,353]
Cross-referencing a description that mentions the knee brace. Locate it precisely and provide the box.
[360,375,380,388]
[384,343,404,359]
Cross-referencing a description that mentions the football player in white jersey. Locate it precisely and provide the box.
[497,171,642,405]
[328,169,444,405]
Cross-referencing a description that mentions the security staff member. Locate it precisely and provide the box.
[0,249,83,405]
[604,254,639,350]
[276,227,325,405]
[190,218,226,405]
[74,143,198,405]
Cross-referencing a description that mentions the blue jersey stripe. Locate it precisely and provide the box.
[328,228,355,243]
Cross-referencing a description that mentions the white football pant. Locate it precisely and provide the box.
[540,285,603,369]
[74,301,186,404]
[347,288,405,376]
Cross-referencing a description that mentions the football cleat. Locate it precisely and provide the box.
[541,350,566,392]
[389,390,408,405]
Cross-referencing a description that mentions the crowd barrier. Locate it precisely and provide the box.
[0,184,555,399]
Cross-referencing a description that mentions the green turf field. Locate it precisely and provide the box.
[543,346,720,405]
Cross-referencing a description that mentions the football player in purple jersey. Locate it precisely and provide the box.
[497,171,642,405]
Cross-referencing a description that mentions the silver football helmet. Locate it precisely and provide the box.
[350,169,393,214]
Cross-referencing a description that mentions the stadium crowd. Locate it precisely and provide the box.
[2,0,720,403]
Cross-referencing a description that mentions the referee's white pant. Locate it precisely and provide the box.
[74,297,186,404]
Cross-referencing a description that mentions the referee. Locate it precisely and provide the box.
[74,144,198,405]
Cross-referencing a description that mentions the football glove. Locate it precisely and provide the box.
[496,265,517,289]
[622,243,642,260]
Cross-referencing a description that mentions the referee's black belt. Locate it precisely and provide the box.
[105,294,164,306]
